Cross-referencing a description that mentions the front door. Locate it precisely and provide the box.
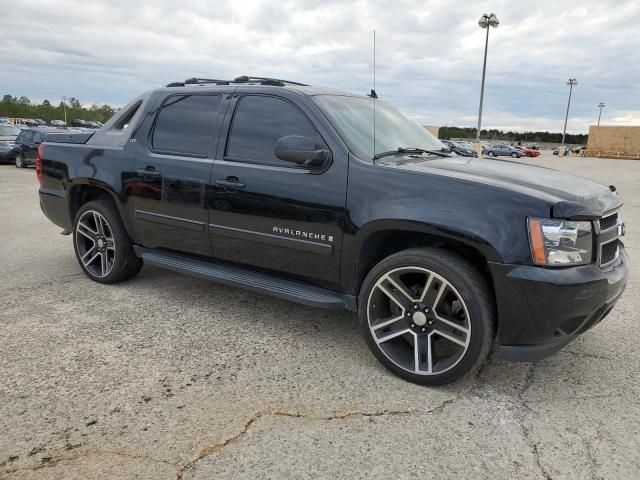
[209,93,348,289]
[130,93,224,257]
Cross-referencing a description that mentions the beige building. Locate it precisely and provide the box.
[586,126,640,159]
[423,126,440,138]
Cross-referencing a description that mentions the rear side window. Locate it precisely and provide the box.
[152,94,221,157]
[226,95,324,167]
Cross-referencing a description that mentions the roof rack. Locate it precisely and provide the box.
[166,76,308,88]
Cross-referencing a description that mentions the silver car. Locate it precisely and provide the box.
[483,143,524,158]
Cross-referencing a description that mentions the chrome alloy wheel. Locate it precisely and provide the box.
[367,267,471,376]
[75,210,116,278]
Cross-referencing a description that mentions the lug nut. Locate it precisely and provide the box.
[406,312,412,317]
[410,323,415,329]
[424,307,430,313]
[421,327,427,332]
[413,305,420,310]
[428,320,434,325]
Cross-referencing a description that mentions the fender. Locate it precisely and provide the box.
[340,158,553,294]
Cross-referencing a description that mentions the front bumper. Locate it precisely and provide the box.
[489,248,628,362]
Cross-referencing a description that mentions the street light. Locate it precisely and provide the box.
[476,13,499,156]
[61,96,68,126]
[597,102,606,126]
[561,79,577,148]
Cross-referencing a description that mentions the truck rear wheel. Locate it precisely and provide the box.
[73,200,142,284]
[358,247,495,385]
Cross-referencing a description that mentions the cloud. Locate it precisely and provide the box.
[0,0,637,133]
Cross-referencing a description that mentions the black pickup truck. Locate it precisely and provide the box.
[37,76,628,385]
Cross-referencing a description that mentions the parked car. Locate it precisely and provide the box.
[482,143,524,158]
[441,139,476,157]
[0,117,11,124]
[11,127,58,168]
[552,145,573,155]
[572,145,586,154]
[0,124,21,163]
[37,76,627,386]
[514,145,540,157]
[50,120,66,127]
[71,119,90,128]
[86,121,102,129]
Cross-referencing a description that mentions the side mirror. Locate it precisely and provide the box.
[274,135,330,167]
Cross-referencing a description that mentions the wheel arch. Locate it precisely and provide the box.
[68,180,136,238]
[346,220,500,311]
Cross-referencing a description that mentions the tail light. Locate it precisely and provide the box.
[36,143,45,185]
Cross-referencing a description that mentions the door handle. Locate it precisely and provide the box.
[215,178,245,190]
[136,167,161,179]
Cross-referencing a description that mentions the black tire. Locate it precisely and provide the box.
[487,151,494,157]
[15,154,25,168]
[511,152,518,158]
[73,199,143,284]
[358,247,495,386]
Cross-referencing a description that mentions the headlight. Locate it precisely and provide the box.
[527,217,593,266]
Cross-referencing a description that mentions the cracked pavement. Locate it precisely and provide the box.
[1,153,639,479]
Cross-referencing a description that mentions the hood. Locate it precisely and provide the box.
[387,156,622,219]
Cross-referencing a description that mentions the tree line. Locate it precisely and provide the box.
[0,95,117,123]
[439,126,588,145]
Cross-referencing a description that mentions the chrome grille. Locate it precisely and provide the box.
[598,210,622,268]
[600,239,619,266]
[599,212,618,232]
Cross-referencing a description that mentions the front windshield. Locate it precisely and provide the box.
[313,95,444,161]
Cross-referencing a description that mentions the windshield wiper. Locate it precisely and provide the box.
[373,146,450,162]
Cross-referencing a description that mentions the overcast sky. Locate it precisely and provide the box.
[1,0,638,133]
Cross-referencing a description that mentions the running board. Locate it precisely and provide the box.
[134,247,355,310]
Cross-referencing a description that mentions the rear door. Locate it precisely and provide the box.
[209,92,348,289]
[130,92,225,257]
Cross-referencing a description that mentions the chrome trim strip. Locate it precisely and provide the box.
[148,152,214,164]
[209,223,333,256]
[135,209,205,232]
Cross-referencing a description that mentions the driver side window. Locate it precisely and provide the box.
[225,95,325,167]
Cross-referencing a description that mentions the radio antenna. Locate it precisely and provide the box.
[371,29,377,158]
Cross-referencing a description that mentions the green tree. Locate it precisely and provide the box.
[0,94,118,123]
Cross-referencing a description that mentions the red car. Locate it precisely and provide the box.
[515,146,540,157]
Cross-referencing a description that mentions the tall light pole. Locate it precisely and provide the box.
[597,102,605,126]
[476,13,499,156]
[61,96,68,126]
[561,78,577,148]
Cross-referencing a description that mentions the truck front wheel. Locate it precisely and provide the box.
[358,248,495,385]
[73,200,142,284]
